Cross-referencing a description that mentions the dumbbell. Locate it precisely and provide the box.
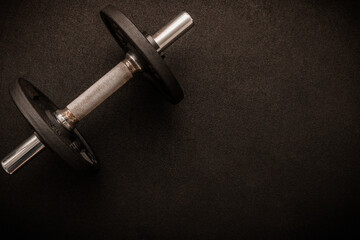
[1,5,194,175]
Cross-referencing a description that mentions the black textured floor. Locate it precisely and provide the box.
[1,1,360,239]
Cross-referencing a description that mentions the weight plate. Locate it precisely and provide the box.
[100,5,184,104]
[10,78,99,173]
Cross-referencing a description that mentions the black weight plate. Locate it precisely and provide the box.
[10,78,99,173]
[100,5,184,104]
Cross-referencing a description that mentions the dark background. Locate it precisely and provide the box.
[1,0,360,239]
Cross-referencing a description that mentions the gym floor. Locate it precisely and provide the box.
[1,0,359,239]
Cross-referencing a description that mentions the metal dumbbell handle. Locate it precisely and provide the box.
[65,55,137,123]
[65,12,193,123]
[2,12,193,174]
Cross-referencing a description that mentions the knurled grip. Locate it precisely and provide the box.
[67,61,133,121]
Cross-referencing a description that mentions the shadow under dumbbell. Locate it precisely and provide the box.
[80,71,179,172]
